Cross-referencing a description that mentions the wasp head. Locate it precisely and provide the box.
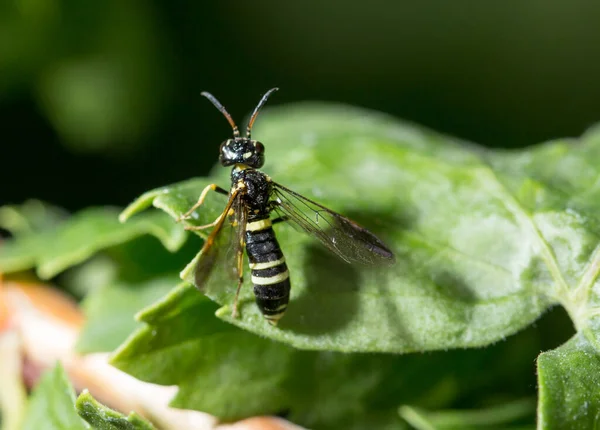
[219,138,265,168]
[201,88,278,169]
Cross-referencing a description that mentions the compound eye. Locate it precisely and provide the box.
[219,141,227,152]
[255,141,265,153]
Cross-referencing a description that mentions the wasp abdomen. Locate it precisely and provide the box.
[245,216,290,325]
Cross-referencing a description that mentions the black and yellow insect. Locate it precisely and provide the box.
[179,88,394,325]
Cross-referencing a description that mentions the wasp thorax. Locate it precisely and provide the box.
[219,138,265,168]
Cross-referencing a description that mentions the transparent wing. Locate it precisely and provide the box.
[271,183,394,265]
[193,191,246,294]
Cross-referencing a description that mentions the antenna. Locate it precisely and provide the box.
[201,91,240,137]
[246,87,279,138]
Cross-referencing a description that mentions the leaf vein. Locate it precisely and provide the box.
[479,166,570,300]
[402,230,513,276]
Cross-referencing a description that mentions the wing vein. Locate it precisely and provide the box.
[272,183,394,265]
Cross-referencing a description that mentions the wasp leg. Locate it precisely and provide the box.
[184,208,234,231]
[177,184,228,222]
[232,238,245,318]
[271,215,289,225]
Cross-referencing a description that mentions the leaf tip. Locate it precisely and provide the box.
[179,252,200,282]
[76,388,91,402]
[75,389,95,420]
[215,305,231,319]
[119,202,143,223]
[120,189,165,222]
[118,211,130,223]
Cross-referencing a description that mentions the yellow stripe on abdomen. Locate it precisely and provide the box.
[264,311,286,325]
[246,218,272,232]
[249,257,286,270]
[251,270,290,285]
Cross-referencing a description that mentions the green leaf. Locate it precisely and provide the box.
[111,285,293,421]
[112,279,545,428]
[74,234,202,353]
[113,283,406,427]
[22,363,88,430]
[76,390,155,430]
[119,178,224,235]
[0,332,27,430]
[537,333,600,429]
[76,275,178,353]
[0,199,68,236]
[120,104,600,353]
[111,285,405,426]
[399,398,536,430]
[0,207,186,278]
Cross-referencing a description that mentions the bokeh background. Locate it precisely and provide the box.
[3,1,600,211]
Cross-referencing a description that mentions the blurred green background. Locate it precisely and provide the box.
[2,1,600,211]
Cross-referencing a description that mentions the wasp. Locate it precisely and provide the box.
[178,88,394,325]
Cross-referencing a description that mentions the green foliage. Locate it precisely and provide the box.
[21,364,87,430]
[15,362,156,430]
[19,364,155,430]
[0,207,186,279]
[0,200,68,236]
[111,288,294,421]
[111,281,544,428]
[122,105,597,354]
[399,399,536,430]
[537,333,600,429]
[76,275,178,353]
[0,333,27,430]
[76,391,155,430]
[5,104,600,428]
